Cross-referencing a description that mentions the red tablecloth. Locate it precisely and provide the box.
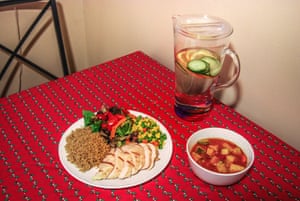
[1,51,299,200]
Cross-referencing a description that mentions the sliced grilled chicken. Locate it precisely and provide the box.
[147,143,159,169]
[118,151,135,179]
[93,149,116,180]
[139,143,152,169]
[107,148,124,179]
[121,150,139,175]
[93,143,159,180]
[121,143,145,172]
[93,161,113,180]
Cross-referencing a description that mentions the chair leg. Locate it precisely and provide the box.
[50,0,69,76]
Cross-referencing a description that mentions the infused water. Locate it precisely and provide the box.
[174,48,222,119]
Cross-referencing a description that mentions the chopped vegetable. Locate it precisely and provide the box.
[82,105,167,149]
[110,117,127,139]
[201,56,221,76]
[198,139,209,145]
[190,138,247,173]
[132,116,167,149]
[187,59,209,74]
[83,110,95,126]
[83,110,101,132]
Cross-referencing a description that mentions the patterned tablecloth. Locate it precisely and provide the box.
[1,51,299,200]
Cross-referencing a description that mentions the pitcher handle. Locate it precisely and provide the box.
[213,48,241,92]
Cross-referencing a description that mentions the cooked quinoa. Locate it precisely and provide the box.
[65,127,110,172]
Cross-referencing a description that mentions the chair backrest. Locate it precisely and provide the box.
[0,0,69,97]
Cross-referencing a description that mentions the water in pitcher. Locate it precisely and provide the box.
[173,14,240,120]
[174,48,222,119]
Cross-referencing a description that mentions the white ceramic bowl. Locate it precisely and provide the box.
[186,127,255,185]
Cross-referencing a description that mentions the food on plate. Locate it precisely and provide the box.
[190,138,247,173]
[132,116,166,149]
[93,142,159,180]
[82,105,167,149]
[65,127,110,172]
[65,105,167,179]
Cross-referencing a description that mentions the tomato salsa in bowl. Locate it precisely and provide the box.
[186,128,255,185]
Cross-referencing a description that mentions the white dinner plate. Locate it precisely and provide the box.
[58,110,173,189]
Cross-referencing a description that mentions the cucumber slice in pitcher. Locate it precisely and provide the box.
[201,56,221,76]
[187,59,209,74]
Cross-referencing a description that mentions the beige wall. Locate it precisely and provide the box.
[1,0,299,151]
